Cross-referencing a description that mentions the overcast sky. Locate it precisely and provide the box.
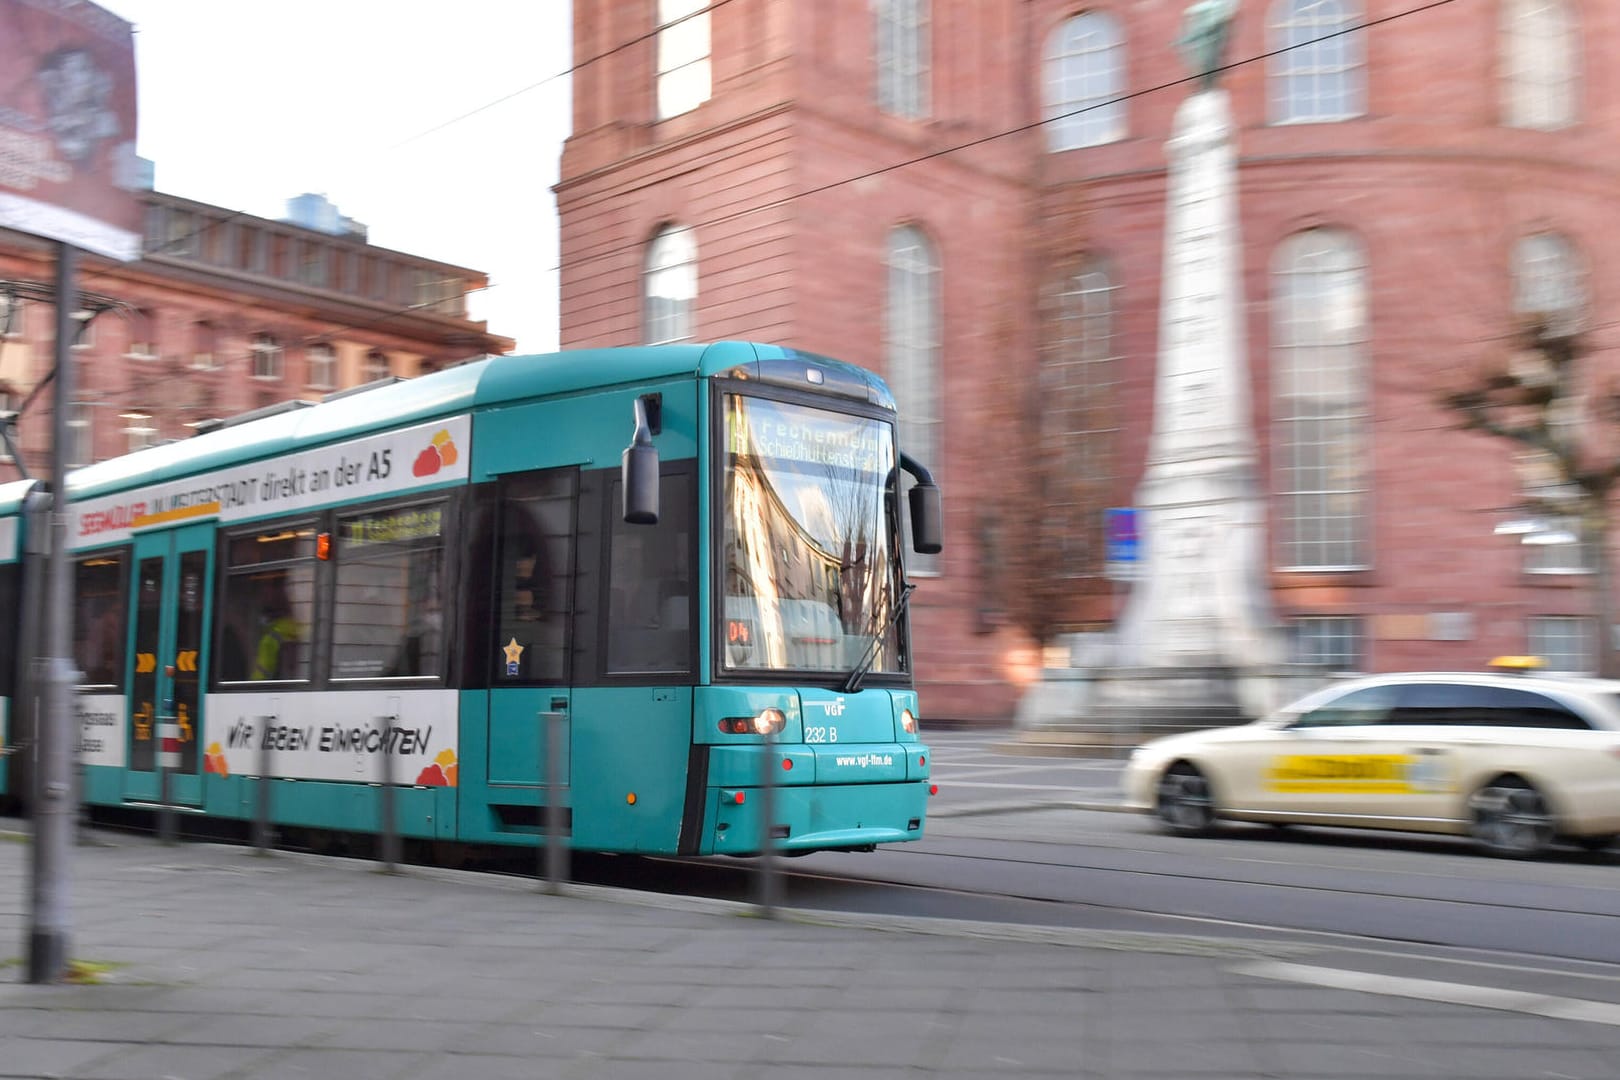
[98,1,573,354]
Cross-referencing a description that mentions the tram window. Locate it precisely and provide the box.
[495,472,575,683]
[219,524,315,683]
[606,471,692,675]
[332,502,447,680]
[73,552,127,688]
[0,564,19,697]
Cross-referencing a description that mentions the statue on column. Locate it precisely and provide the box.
[1177,0,1239,90]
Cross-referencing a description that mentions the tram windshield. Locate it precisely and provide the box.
[720,393,906,677]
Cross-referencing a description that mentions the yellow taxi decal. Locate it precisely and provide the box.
[1266,754,1439,794]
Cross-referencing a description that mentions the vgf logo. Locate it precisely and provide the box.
[807,697,846,717]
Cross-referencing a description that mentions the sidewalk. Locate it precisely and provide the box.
[3,818,1620,1079]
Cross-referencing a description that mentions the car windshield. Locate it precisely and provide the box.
[719,393,905,676]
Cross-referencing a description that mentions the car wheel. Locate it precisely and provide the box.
[1468,778,1556,857]
[1573,834,1614,854]
[1156,763,1218,837]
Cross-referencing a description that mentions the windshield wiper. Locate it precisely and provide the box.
[841,580,916,694]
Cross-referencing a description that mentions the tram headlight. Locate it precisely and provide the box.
[718,708,786,736]
[900,708,918,734]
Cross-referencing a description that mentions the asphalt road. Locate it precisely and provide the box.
[575,729,1620,977]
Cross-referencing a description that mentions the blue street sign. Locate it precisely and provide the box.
[1105,508,1140,581]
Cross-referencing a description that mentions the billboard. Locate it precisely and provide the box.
[0,0,140,261]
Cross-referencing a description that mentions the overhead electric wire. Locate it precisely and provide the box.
[49,0,1453,411]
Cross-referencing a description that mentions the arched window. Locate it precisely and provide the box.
[886,225,941,573]
[1045,255,1119,577]
[250,333,282,380]
[656,0,711,120]
[1049,256,1119,482]
[1269,0,1365,124]
[1271,229,1368,570]
[1512,231,1588,574]
[1502,0,1578,130]
[644,225,697,345]
[1043,12,1126,151]
[876,0,930,119]
[1512,231,1583,333]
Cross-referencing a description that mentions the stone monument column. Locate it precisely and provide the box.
[1110,0,1282,715]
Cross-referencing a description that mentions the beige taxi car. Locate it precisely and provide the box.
[1121,662,1620,856]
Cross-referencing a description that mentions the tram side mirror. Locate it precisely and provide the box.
[622,393,661,525]
[908,481,943,554]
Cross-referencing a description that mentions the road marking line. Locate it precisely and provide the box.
[1234,961,1620,1026]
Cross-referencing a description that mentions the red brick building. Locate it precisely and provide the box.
[0,190,511,477]
[558,0,1619,721]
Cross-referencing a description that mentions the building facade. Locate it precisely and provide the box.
[0,189,511,478]
[558,0,1619,721]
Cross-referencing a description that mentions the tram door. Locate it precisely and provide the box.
[486,470,577,819]
[123,524,212,806]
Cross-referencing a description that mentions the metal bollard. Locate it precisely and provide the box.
[253,710,274,854]
[542,708,568,893]
[158,698,179,844]
[756,730,779,918]
[377,712,400,872]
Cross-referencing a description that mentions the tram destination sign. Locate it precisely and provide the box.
[69,415,471,548]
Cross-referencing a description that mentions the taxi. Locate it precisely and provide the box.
[1120,658,1620,856]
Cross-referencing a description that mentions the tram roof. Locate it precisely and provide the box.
[64,342,894,501]
[0,478,37,515]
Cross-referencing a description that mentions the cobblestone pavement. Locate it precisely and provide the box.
[2,816,1619,1079]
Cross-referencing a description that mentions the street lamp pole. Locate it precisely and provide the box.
[27,241,79,982]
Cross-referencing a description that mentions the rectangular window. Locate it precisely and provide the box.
[123,411,157,452]
[876,0,929,118]
[246,228,269,274]
[1522,513,1592,574]
[1529,615,1591,674]
[606,469,693,675]
[2,297,23,339]
[307,344,336,390]
[71,312,95,351]
[126,307,157,359]
[165,210,196,257]
[656,0,712,120]
[218,524,317,683]
[496,471,577,683]
[191,320,217,370]
[1291,616,1363,672]
[65,403,91,467]
[205,219,237,266]
[73,550,128,688]
[299,239,329,288]
[331,502,448,680]
[143,204,167,252]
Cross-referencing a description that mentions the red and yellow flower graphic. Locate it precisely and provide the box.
[416,748,458,787]
[412,429,460,477]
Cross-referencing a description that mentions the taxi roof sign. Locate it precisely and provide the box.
[1489,655,1547,673]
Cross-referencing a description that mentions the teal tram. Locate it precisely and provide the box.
[7,343,942,855]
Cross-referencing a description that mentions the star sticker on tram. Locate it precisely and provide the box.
[503,637,524,666]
